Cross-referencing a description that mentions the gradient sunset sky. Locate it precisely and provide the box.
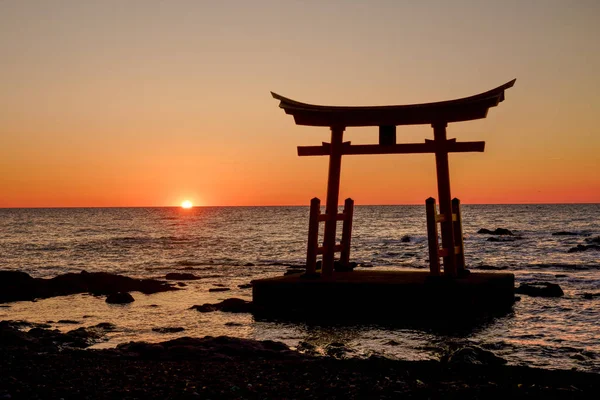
[1,0,598,207]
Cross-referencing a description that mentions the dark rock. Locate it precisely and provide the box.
[325,342,351,358]
[57,320,80,324]
[106,292,135,304]
[475,265,508,270]
[0,270,177,303]
[555,274,568,278]
[191,298,253,314]
[165,272,200,280]
[238,283,252,289]
[224,322,243,327]
[385,340,400,346]
[358,263,374,268]
[552,231,579,236]
[585,236,600,244]
[444,345,507,366]
[284,268,305,276]
[296,341,318,355]
[152,327,185,333]
[0,321,110,350]
[515,282,564,297]
[478,228,514,236]
[177,282,187,287]
[190,304,217,313]
[212,283,226,287]
[208,287,230,292]
[334,261,357,272]
[244,262,255,267]
[582,292,600,300]
[568,244,600,253]
[94,322,117,331]
[400,235,411,243]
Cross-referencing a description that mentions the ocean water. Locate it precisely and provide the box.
[1,205,599,372]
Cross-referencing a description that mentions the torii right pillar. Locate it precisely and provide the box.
[433,122,457,277]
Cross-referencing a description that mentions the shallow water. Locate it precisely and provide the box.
[1,205,599,372]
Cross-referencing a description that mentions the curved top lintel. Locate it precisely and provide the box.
[271,79,516,127]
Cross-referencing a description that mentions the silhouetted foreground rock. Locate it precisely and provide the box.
[1,325,599,399]
[116,336,299,361]
[478,228,514,235]
[0,270,177,303]
[515,282,564,297]
[190,298,253,313]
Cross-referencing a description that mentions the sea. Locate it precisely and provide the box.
[1,205,599,372]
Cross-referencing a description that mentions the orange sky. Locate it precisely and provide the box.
[1,0,599,207]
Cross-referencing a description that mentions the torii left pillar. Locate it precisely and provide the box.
[322,126,345,276]
[433,122,457,277]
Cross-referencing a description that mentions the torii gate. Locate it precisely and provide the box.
[272,79,515,278]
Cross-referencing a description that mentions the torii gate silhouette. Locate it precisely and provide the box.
[272,79,516,278]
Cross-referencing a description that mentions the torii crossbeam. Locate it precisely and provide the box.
[272,79,516,278]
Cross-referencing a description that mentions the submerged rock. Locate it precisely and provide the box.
[106,292,135,304]
[152,327,185,333]
[515,282,564,298]
[165,272,200,280]
[478,228,514,236]
[190,298,253,313]
[0,270,177,303]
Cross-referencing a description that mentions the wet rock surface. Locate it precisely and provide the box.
[190,298,253,313]
[515,282,564,298]
[0,270,177,303]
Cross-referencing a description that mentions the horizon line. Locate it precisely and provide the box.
[1,201,599,209]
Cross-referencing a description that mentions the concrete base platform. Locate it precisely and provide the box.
[252,270,515,320]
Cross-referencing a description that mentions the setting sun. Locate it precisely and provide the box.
[181,200,193,209]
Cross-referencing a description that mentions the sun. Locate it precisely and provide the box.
[181,200,193,209]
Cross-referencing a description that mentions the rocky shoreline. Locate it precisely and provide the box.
[0,271,177,303]
[1,321,599,399]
